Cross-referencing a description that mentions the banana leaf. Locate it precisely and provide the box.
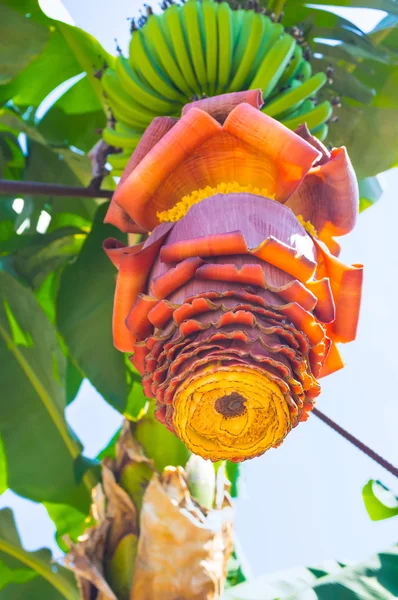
[0,271,92,510]
[0,508,79,600]
[223,545,398,599]
[0,4,49,85]
[56,203,129,414]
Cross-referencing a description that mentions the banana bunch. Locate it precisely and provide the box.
[101,0,332,172]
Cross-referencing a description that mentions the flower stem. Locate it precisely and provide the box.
[268,0,286,19]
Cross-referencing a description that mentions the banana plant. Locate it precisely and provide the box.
[0,0,397,598]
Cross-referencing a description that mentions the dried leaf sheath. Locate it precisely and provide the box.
[65,422,233,600]
[105,91,363,462]
[131,469,233,600]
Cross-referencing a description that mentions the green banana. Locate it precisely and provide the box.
[120,461,154,513]
[295,99,315,115]
[247,20,282,84]
[281,100,333,131]
[264,72,327,118]
[115,56,178,113]
[231,9,255,76]
[312,122,329,142]
[110,168,125,178]
[202,0,219,96]
[250,33,296,100]
[230,8,245,48]
[278,44,303,87]
[142,14,194,97]
[102,69,160,126]
[133,403,190,472]
[161,3,200,95]
[110,106,148,131]
[185,455,216,510]
[296,58,312,82]
[129,29,186,102]
[108,152,132,170]
[230,11,265,92]
[216,2,234,94]
[262,79,301,120]
[115,121,139,135]
[104,534,138,600]
[182,0,208,94]
[99,0,331,170]
[103,127,141,149]
[282,98,315,122]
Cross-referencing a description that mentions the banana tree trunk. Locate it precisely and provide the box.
[65,418,234,600]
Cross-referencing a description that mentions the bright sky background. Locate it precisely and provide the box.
[1,0,398,581]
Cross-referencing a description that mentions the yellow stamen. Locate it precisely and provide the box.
[173,363,291,462]
[297,214,318,237]
[157,182,275,223]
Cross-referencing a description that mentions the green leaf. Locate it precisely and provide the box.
[10,229,86,290]
[223,544,398,599]
[362,479,398,521]
[74,455,101,485]
[23,140,93,194]
[57,203,128,413]
[55,22,112,113]
[66,359,83,406]
[124,360,149,421]
[133,403,191,472]
[225,547,248,589]
[0,30,80,108]
[0,134,25,181]
[0,271,90,509]
[226,461,242,498]
[0,1,111,112]
[38,100,105,153]
[97,428,121,462]
[0,108,47,146]
[44,501,93,554]
[0,6,49,85]
[0,508,79,600]
[316,58,375,104]
[0,558,37,590]
[359,176,383,211]
[0,0,52,27]
[0,436,8,495]
[297,0,398,10]
[282,5,368,43]
[273,0,398,181]
[34,270,61,324]
[0,1,110,156]
[329,102,398,178]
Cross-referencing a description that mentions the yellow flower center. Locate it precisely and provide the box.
[297,214,318,237]
[172,363,291,462]
[157,182,275,223]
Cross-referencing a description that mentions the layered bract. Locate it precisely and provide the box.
[104,90,363,462]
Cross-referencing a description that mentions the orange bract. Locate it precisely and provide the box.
[113,102,321,230]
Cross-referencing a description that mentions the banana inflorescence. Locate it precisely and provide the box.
[101,0,332,171]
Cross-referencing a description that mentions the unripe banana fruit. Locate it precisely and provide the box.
[101,0,331,170]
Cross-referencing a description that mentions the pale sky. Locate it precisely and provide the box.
[1,0,397,581]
